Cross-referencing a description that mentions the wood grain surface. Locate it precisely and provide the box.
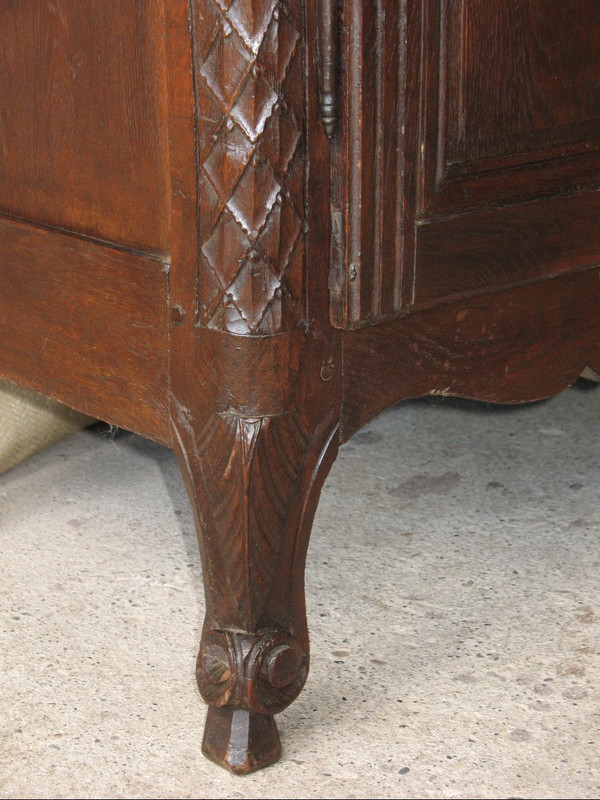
[329,0,407,327]
[413,189,600,307]
[164,0,342,773]
[2,0,600,776]
[0,217,170,443]
[0,0,170,253]
[190,0,306,336]
[329,0,600,327]
[342,269,600,441]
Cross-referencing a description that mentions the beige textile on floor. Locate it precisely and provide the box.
[581,367,600,381]
[0,381,94,475]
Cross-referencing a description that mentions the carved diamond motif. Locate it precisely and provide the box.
[227,0,279,54]
[202,209,252,288]
[230,70,278,141]
[203,122,254,203]
[259,108,301,178]
[199,29,252,108]
[254,195,302,278]
[257,6,300,85]
[227,158,280,240]
[228,256,280,331]
[193,0,305,335]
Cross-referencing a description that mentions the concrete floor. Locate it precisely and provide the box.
[1,383,599,799]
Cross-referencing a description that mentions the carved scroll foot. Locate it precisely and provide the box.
[173,398,339,773]
[202,707,281,775]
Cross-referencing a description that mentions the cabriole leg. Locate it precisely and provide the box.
[173,394,339,774]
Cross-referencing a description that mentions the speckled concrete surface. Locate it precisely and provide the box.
[1,383,599,799]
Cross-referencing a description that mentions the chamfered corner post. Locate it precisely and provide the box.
[165,0,341,773]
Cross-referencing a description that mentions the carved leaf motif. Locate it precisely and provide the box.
[194,410,314,629]
[195,414,262,623]
[193,0,305,334]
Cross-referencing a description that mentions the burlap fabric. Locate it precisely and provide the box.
[0,380,94,475]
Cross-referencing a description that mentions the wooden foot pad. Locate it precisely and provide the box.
[202,707,282,775]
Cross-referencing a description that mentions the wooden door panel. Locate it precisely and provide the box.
[413,0,600,308]
[0,0,170,253]
[424,0,600,214]
[329,0,600,326]
[444,0,600,163]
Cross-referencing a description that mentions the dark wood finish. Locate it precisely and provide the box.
[191,0,306,335]
[329,0,600,325]
[414,189,600,307]
[164,0,341,772]
[0,0,170,254]
[1,0,600,775]
[420,0,600,211]
[437,0,600,171]
[411,0,600,308]
[342,268,600,442]
[329,0,407,327]
[0,216,170,443]
[317,0,340,138]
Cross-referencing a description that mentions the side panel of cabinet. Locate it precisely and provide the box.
[412,0,600,307]
[0,0,170,253]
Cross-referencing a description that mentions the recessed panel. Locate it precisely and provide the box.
[412,0,600,308]
[0,217,170,443]
[420,0,600,216]
[444,0,600,166]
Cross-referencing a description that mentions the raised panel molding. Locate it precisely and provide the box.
[424,0,600,215]
[441,0,600,167]
[412,0,600,310]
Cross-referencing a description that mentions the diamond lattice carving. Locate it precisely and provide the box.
[193,0,304,335]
